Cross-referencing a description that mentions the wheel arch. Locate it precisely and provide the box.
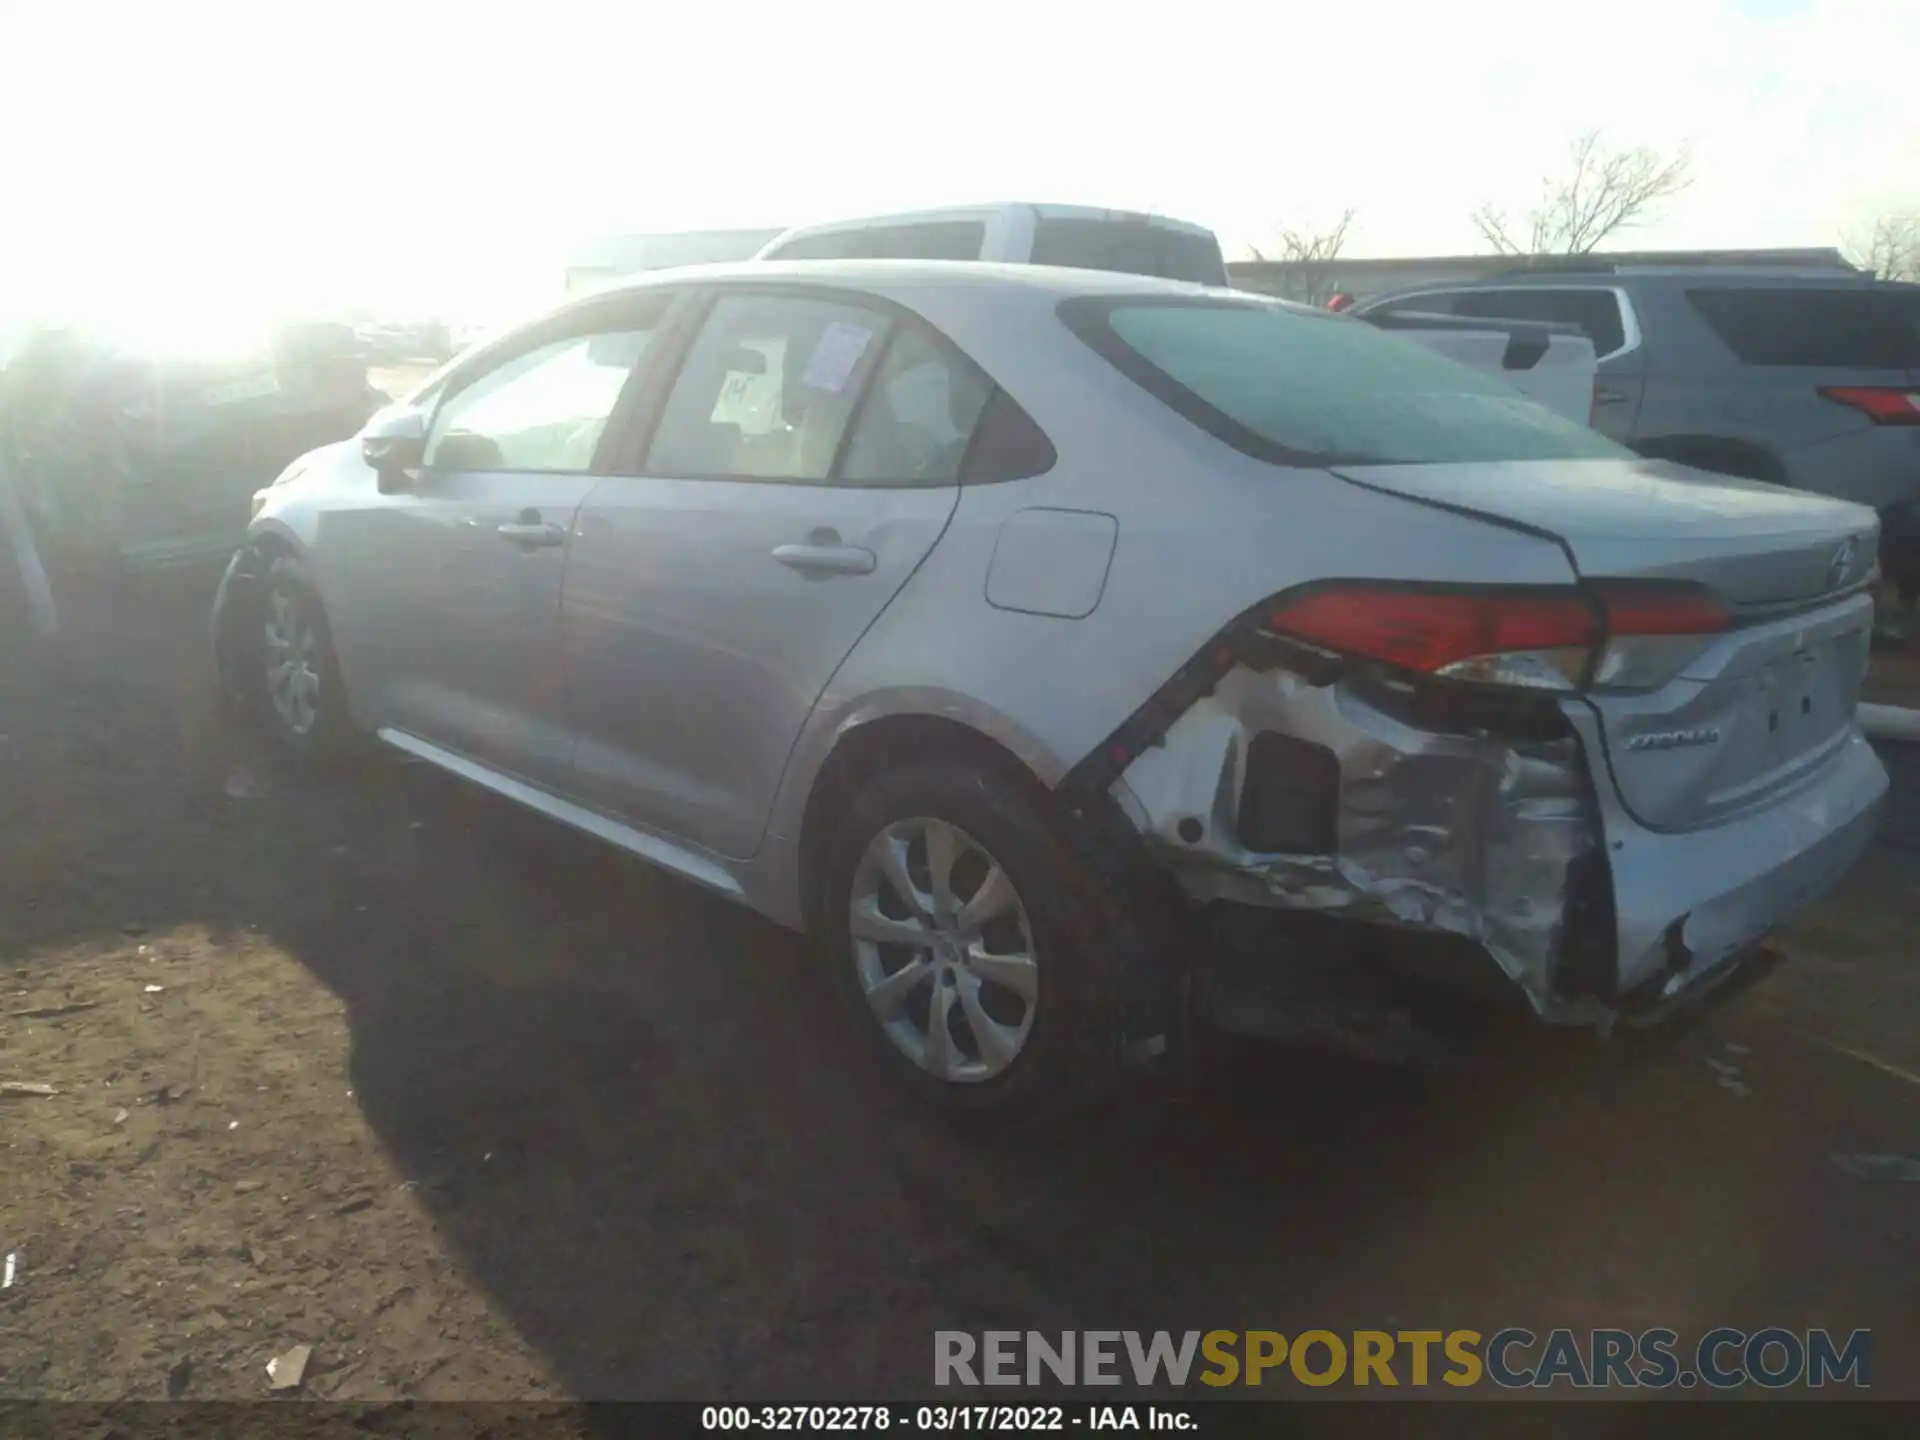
[795,711,1055,936]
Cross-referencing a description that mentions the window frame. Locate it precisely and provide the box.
[417,289,692,482]
[625,281,1049,490]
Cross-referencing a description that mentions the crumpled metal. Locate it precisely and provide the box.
[1114,666,1600,1014]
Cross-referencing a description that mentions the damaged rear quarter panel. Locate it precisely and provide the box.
[1116,665,1609,1021]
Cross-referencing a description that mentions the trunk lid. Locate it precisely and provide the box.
[1331,457,1879,831]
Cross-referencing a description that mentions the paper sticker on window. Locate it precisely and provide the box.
[799,322,876,395]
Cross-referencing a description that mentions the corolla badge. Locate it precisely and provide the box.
[1625,727,1723,752]
[1826,537,1858,592]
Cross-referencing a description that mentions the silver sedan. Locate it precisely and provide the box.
[213,261,1888,1117]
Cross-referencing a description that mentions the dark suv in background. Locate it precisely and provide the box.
[1354,268,1920,594]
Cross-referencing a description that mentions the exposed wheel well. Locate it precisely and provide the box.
[1633,435,1784,485]
[796,714,1052,935]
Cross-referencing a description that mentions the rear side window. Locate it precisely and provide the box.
[1451,288,1627,357]
[766,222,986,262]
[765,231,865,261]
[646,294,891,481]
[1687,287,1920,369]
[1030,220,1228,286]
[1061,296,1627,468]
[962,389,1057,482]
[1371,293,1462,319]
[841,325,991,484]
[861,222,986,260]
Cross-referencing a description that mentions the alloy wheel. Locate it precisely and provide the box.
[262,585,322,737]
[848,816,1040,1083]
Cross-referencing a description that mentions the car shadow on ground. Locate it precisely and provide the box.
[5,576,1917,1401]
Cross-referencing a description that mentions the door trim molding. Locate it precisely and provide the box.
[376,727,747,901]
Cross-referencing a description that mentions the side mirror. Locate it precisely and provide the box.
[360,406,427,488]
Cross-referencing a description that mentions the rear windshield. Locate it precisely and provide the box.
[1687,286,1920,369]
[1031,220,1228,287]
[1060,296,1627,467]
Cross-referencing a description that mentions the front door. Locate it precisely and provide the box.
[360,300,673,789]
[563,289,991,858]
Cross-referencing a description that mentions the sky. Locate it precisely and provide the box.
[1,0,1916,346]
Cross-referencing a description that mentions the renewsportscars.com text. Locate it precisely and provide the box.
[934,1328,1872,1390]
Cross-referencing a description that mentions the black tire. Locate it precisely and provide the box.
[818,754,1126,1123]
[255,554,357,763]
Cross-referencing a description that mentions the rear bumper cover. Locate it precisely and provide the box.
[1102,659,1886,1032]
[1568,707,1887,1006]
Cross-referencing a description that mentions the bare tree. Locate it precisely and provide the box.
[1472,131,1693,256]
[1247,209,1357,303]
[1845,213,1920,281]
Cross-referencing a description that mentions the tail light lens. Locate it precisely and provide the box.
[1263,582,1732,694]
[1264,586,1597,691]
[1818,387,1920,425]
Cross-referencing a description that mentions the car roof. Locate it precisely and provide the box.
[764,202,1220,244]
[1415,268,1889,289]
[585,257,1240,302]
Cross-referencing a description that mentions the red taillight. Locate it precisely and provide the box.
[1593,582,1733,637]
[1265,586,1597,679]
[1263,581,1734,693]
[1326,293,1356,312]
[1818,386,1920,425]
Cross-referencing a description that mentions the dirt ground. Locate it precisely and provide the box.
[2,575,1918,1404]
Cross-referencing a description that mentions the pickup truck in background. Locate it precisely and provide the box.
[756,205,1600,427]
[1358,306,1600,427]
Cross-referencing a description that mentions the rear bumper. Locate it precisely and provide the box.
[1568,708,1888,1007]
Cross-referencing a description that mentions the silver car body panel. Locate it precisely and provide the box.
[233,261,1888,1024]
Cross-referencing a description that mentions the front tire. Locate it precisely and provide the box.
[819,756,1125,1121]
[257,554,355,763]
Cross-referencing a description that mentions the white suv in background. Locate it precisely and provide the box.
[756,203,1231,287]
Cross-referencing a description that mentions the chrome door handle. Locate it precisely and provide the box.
[1593,387,1630,407]
[772,543,876,575]
[497,521,568,548]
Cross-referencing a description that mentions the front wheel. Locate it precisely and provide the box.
[819,757,1125,1121]
[257,554,356,762]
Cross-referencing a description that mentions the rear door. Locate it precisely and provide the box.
[562,286,991,858]
[1451,286,1645,439]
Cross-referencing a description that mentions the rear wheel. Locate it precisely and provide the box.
[257,555,355,762]
[819,757,1125,1121]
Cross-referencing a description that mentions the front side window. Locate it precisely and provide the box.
[1062,295,1629,468]
[424,325,656,473]
[647,294,893,481]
